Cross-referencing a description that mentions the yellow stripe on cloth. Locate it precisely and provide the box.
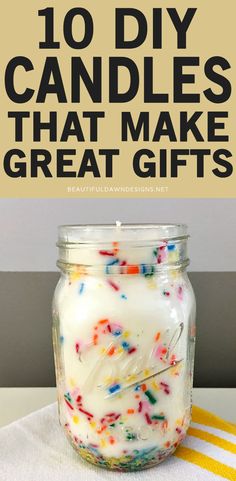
[192,405,236,436]
[174,446,236,481]
[188,427,236,454]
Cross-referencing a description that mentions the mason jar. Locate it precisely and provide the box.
[52,224,196,471]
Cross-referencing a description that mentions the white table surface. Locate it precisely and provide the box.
[0,388,235,428]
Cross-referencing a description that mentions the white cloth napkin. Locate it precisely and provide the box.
[0,403,232,481]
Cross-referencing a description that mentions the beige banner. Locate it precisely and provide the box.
[0,0,235,198]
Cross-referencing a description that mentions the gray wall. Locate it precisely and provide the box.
[0,198,235,271]
[0,199,235,387]
[0,272,235,388]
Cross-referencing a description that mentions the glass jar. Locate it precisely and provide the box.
[52,224,196,471]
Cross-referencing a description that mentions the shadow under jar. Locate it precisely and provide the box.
[52,224,196,471]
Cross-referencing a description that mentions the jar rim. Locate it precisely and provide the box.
[58,223,188,247]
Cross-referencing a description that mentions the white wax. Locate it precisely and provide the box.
[57,224,188,266]
[53,224,194,468]
[53,270,195,459]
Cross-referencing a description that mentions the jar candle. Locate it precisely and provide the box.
[52,223,196,471]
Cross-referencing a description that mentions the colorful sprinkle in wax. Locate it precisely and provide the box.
[127,408,135,414]
[107,279,120,291]
[106,259,119,274]
[79,282,85,295]
[112,241,119,255]
[160,381,170,395]
[99,250,115,256]
[62,381,190,470]
[107,259,119,266]
[79,407,94,418]
[140,264,148,275]
[163,290,170,297]
[145,413,152,424]
[157,245,167,264]
[145,265,155,277]
[108,383,121,394]
[112,325,122,336]
[155,332,161,342]
[64,392,72,402]
[107,346,116,356]
[126,430,137,441]
[65,398,74,410]
[67,439,181,470]
[152,414,165,421]
[144,390,157,405]
[127,265,140,275]
[177,286,183,300]
[128,347,137,355]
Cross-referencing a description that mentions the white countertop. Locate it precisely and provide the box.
[0,388,235,428]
